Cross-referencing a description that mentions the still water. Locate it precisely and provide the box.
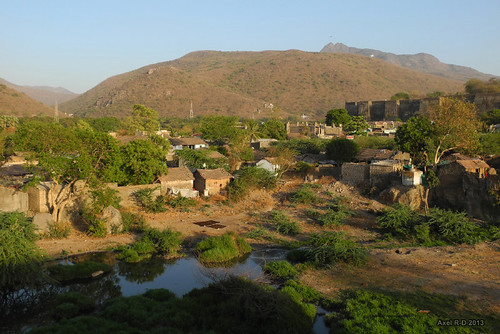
[4,249,329,333]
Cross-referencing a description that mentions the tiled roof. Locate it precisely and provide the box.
[170,137,207,146]
[195,168,233,180]
[159,167,194,182]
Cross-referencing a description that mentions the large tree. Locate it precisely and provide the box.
[14,121,123,222]
[325,138,360,164]
[120,139,168,185]
[123,104,160,134]
[259,118,287,140]
[325,108,351,127]
[199,115,239,144]
[396,97,481,167]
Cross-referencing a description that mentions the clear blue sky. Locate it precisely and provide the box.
[1,0,499,93]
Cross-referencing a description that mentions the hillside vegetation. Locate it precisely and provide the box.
[0,84,56,117]
[60,50,464,118]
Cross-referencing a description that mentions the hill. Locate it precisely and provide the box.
[0,78,78,106]
[0,83,58,117]
[60,50,464,119]
[320,42,497,82]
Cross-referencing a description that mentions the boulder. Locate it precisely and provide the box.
[32,213,54,234]
[379,185,424,209]
[101,206,123,234]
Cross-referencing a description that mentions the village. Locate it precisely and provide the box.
[1,95,499,333]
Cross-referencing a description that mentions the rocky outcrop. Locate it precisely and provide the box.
[32,213,54,234]
[378,185,425,209]
[101,206,123,234]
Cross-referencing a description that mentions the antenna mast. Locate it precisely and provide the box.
[189,101,194,119]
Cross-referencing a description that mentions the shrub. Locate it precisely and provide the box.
[82,186,122,236]
[228,167,276,202]
[245,227,274,241]
[166,195,196,210]
[291,185,320,204]
[268,210,301,235]
[117,227,182,263]
[46,221,71,239]
[377,203,422,238]
[54,292,95,319]
[427,208,482,244]
[195,232,252,264]
[0,212,44,288]
[263,260,299,281]
[120,211,147,232]
[132,187,167,213]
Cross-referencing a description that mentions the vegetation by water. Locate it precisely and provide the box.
[195,232,252,264]
[29,276,315,334]
[264,260,299,281]
[0,212,45,289]
[117,227,182,263]
[287,231,369,267]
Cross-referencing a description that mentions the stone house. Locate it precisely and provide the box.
[455,159,490,178]
[158,167,198,198]
[193,168,233,196]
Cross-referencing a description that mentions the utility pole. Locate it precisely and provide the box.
[54,100,59,123]
[189,100,194,119]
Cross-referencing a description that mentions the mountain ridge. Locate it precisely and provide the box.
[0,78,78,106]
[320,42,497,82]
[60,49,464,119]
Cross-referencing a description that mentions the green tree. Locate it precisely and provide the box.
[120,139,168,185]
[242,119,263,143]
[199,115,238,143]
[395,116,435,166]
[391,92,410,100]
[14,121,124,222]
[123,104,160,134]
[427,97,481,165]
[325,108,351,127]
[325,138,360,164]
[176,148,228,170]
[259,118,287,140]
[86,117,123,133]
[480,109,500,126]
[344,116,368,135]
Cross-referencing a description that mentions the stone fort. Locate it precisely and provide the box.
[345,93,500,121]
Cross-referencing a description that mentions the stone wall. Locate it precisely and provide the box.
[345,93,500,121]
[341,163,369,184]
[369,164,399,189]
[0,186,28,212]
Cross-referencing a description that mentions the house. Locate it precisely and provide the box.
[169,137,208,150]
[158,167,198,198]
[250,138,278,150]
[285,122,342,139]
[402,168,423,186]
[455,159,490,178]
[256,157,281,175]
[357,148,410,165]
[193,168,233,196]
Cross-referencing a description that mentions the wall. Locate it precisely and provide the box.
[369,164,399,189]
[0,186,28,212]
[341,163,369,184]
[161,180,193,194]
[107,183,161,208]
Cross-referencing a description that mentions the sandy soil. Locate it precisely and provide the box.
[35,177,500,315]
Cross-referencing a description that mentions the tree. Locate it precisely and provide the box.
[242,119,263,143]
[123,104,160,134]
[480,109,500,126]
[391,92,410,100]
[266,146,296,179]
[465,78,500,94]
[427,97,481,165]
[120,139,168,185]
[325,108,351,127]
[344,116,368,135]
[395,116,435,166]
[199,115,239,144]
[325,138,360,164]
[13,121,124,222]
[259,118,287,140]
[176,148,228,171]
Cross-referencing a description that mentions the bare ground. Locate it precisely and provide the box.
[36,177,500,315]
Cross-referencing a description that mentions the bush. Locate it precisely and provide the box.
[0,212,44,288]
[46,221,71,239]
[118,227,182,263]
[228,167,276,202]
[132,187,167,213]
[54,292,95,319]
[263,260,299,281]
[268,210,301,235]
[120,211,147,232]
[166,195,196,210]
[290,185,320,205]
[427,208,482,245]
[195,232,252,264]
[82,186,122,236]
[377,203,422,238]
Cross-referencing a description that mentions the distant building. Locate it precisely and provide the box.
[194,168,233,196]
[169,137,208,150]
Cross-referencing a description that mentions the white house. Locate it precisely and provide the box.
[256,157,280,175]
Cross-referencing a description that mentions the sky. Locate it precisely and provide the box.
[1,0,499,94]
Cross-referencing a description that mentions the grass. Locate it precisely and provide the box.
[195,232,252,264]
[263,260,299,281]
[267,210,301,235]
[47,261,112,282]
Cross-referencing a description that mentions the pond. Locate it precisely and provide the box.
[3,249,329,333]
